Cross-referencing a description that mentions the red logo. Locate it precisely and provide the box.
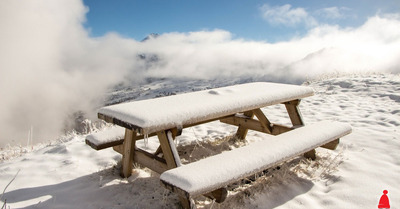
[378,190,390,208]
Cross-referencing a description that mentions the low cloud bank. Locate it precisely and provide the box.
[141,15,400,81]
[0,0,399,146]
[0,0,139,146]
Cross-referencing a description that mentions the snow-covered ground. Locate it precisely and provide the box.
[0,73,399,209]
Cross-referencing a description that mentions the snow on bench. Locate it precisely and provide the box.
[98,82,314,135]
[87,82,313,151]
[160,121,352,199]
[85,126,125,150]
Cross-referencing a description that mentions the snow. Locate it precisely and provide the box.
[98,82,314,135]
[0,74,399,209]
[160,121,351,197]
[85,126,125,148]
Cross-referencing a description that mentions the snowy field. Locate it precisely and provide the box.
[0,73,399,209]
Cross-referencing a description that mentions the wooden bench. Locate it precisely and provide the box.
[85,82,352,209]
[85,127,167,174]
[85,126,158,151]
[160,121,351,205]
[85,126,125,150]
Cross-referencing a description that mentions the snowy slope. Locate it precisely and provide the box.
[0,73,399,209]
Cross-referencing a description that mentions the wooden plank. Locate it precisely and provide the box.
[112,144,123,153]
[221,116,265,133]
[167,130,182,167]
[182,115,234,129]
[252,108,272,134]
[99,113,233,137]
[162,181,196,209]
[152,128,178,156]
[97,113,114,124]
[162,179,226,208]
[159,130,195,208]
[171,127,183,137]
[271,124,293,135]
[158,129,227,206]
[135,149,168,174]
[304,149,316,160]
[160,121,351,202]
[157,130,179,169]
[179,196,196,209]
[98,113,144,135]
[154,146,163,156]
[284,100,304,126]
[221,115,294,135]
[86,138,124,150]
[284,100,317,160]
[221,116,268,134]
[86,132,158,151]
[235,111,254,140]
[121,129,137,178]
[113,145,168,174]
[204,188,228,203]
[321,138,340,150]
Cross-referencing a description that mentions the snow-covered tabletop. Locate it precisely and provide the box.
[98,82,314,135]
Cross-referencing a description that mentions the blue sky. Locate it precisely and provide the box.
[82,0,400,42]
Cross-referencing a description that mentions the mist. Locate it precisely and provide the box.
[1,0,399,147]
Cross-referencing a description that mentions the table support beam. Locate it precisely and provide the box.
[284,100,304,126]
[113,145,169,174]
[252,108,272,134]
[235,111,254,140]
[284,100,316,160]
[321,138,340,150]
[157,130,180,169]
[121,129,137,178]
[221,116,293,135]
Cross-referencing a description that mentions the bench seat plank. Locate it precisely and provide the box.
[160,121,351,198]
[98,82,314,135]
[85,126,125,150]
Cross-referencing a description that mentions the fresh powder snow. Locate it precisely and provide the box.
[85,126,125,148]
[0,74,399,209]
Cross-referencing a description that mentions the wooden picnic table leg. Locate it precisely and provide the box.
[235,111,255,140]
[154,127,183,157]
[284,100,304,126]
[121,128,137,178]
[252,108,273,134]
[284,99,316,160]
[157,129,227,208]
[157,130,195,208]
[157,130,181,169]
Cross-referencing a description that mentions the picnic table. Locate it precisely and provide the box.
[86,82,351,208]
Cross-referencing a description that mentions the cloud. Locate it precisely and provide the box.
[140,16,400,81]
[315,7,351,19]
[259,4,317,27]
[1,0,400,147]
[0,0,140,146]
[284,15,400,75]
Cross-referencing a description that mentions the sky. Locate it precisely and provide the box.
[82,0,400,42]
[0,0,400,147]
